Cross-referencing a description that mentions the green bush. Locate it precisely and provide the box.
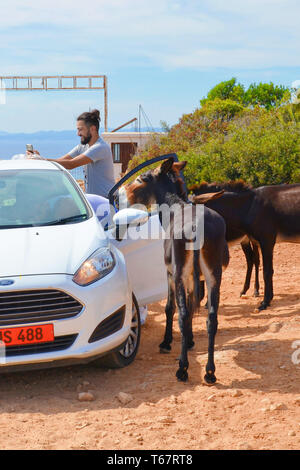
[128,86,300,188]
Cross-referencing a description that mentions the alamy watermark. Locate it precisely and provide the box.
[95,202,205,250]
[291,340,300,365]
[0,340,6,364]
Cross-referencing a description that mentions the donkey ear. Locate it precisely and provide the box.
[172,161,187,172]
[192,190,225,205]
[159,157,174,174]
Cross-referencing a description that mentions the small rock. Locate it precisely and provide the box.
[78,392,95,402]
[117,392,133,405]
[269,403,286,411]
[75,422,91,430]
[169,395,178,404]
[122,420,134,426]
[237,442,252,450]
[207,394,216,401]
[288,431,296,437]
[269,322,282,333]
[158,416,176,424]
[231,389,243,397]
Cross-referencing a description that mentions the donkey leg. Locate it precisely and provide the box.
[175,279,191,382]
[258,239,275,310]
[187,305,195,350]
[199,280,205,303]
[240,239,254,297]
[253,242,260,297]
[204,270,221,385]
[160,271,176,353]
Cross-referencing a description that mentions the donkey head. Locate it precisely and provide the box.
[120,157,187,207]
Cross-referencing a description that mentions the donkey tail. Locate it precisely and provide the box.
[223,242,230,269]
[188,250,203,315]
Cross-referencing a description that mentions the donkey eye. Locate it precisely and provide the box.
[140,174,152,183]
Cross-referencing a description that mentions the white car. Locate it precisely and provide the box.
[0,159,167,372]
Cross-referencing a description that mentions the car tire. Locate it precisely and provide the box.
[93,294,141,369]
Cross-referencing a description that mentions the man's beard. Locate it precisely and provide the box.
[81,132,92,145]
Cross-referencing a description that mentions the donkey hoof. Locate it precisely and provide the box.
[176,368,188,382]
[204,372,217,385]
[159,342,171,354]
[258,301,270,311]
[253,291,260,298]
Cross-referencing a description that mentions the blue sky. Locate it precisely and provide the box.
[0,0,300,132]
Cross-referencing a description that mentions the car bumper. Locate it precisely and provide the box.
[0,250,132,371]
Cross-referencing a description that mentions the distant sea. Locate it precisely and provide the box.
[0,127,162,181]
[1,130,87,181]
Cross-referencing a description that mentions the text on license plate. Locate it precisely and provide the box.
[0,324,54,346]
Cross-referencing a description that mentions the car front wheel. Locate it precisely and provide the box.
[93,294,141,369]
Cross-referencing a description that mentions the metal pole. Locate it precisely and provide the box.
[104,75,108,132]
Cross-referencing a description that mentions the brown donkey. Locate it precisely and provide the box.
[121,158,229,383]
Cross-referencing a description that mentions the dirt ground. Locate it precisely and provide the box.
[0,242,299,450]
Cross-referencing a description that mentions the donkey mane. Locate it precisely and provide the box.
[189,180,253,194]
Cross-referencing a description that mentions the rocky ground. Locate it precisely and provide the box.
[0,243,299,450]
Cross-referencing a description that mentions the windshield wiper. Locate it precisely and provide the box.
[35,214,88,226]
[0,224,35,229]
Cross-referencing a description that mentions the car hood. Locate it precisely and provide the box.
[0,216,109,277]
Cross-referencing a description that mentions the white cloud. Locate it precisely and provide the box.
[0,0,300,104]
[0,0,300,72]
[153,46,300,69]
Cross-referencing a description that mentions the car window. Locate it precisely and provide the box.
[0,169,90,228]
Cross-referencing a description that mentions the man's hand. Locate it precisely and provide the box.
[26,150,45,160]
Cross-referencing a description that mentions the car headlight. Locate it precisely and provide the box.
[73,247,116,286]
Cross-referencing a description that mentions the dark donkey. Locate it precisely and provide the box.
[121,158,229,383]
[191,181,300,310]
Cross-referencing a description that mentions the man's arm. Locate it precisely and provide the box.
[55,154,73,162]
[47,153,92,169]
[28,149,92,169]
[27,151,74,162]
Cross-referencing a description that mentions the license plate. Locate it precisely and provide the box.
[0,324,54,347]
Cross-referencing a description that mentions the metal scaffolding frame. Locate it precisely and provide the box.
[0,75,108,131]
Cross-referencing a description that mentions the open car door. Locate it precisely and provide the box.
[107,154,186,307]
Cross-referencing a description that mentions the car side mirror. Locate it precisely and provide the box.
[113,208,149,227]
[112,208,149,241]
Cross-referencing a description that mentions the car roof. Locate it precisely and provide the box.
[0,159,62,171]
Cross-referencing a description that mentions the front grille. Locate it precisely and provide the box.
[0,289,83,326]
[88,306,126,343]
[4,334,78,357]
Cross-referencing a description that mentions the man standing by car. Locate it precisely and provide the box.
[28,109,115,198]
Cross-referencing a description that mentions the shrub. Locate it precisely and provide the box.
[128,91,300,188]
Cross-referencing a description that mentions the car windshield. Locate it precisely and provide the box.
[0,169,90,229]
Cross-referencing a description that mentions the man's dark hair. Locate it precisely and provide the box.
[77,109,100,131]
